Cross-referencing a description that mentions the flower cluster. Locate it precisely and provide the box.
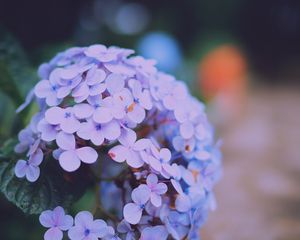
[14,44,222,240]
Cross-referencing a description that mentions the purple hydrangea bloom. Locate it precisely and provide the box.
[15,148,43,182]
[14,43,222,240]
[39,206,73,240]
[68,211,108,240]
[123,185,150,224]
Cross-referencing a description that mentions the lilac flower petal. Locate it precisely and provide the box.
[89,83,106,96]
[61,117,81,134]
[44,227,63,240]
[127,104,145,123]
[38,119,58,141]
[93,107,113,123]
[117,220,132,233]
[58,215,73,231]
[133,138,151,151]
[102,121,121,141]
[74,211,94,226]
[126,150,144,168]
[14,160,27,178]
[90,219,108,237]
[26,165,40,182]
[148,156,162,172]
[90,131,105,146]
[45,107,64,125]
[56,132,75,150]
[175,194,191,212]
[57,86,71,98]
[29,148,43,166]
[150,193,161,207]
[160,148,171,162]
[146,174,158,186]
[46,93,62,106]
[106,73,125,94]
[118,128,136,146]
[76,147,98,164]
[132,184,151,205]
[141,226,168,240]
[87,69,106,85]
[39,210,54,228]
[34,80,51,98]
[73,104,94,119]
[68,226,85,240]
[108,145,127,163]
[60,68,78,79]
[139,90,152,110]
[123,203,142,225]
[59,150,81,172]
[154,183,168,194]
[180,122,194,139]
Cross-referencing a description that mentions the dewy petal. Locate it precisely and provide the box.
[132,184,151,205]
[180,122,194,139]
[40,210,54,228]
[123,203,142,225]
[26,165,40,182]
[108,145,127,163]
[14,160,27,178]
[93,107,113,123]
[34,80,52,98]
[44,227,63,240]
[45,107,64,125]
[73,103,94,119]
[76,147,98,164]
[59,150,81,172]
[56,132,75,150]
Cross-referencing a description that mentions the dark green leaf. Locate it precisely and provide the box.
[0,139,92,215]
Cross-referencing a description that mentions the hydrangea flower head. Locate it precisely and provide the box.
[14,44,222,239]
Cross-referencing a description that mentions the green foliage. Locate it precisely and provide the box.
[0,139,92,215]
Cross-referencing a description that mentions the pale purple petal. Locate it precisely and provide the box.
[74,211,94,226]
[146,173,158,186]
[118,128,136,146]
[14,160,27,178]
[180,122,194,139]
[76,147,98,164]
[56,132,75,150]
[132,185,151,205]
[44,227,63,240]
[90,219,108,237]
[38,119,58,141]
[89,83,106,96]
[127,104,145,123]
[28,148,43,166]
[61,117,81,134]
[175,194,191,212]
[101,121,121,141]
[34,80,52,98]
[39,210,54,228]
[45,107,64,125]
[150,193,161,207]
[148,156,162,172]
[106,73,125,94]
[123,203,142,225]
[133,138,151,151]
[68,226,85,240]
[159,148,171,162]
[108,145,127,163]
[26,165,40,182]
[86,69,106,85]
[154,183,168,195]
[126,150,144,168]
[73,103,94,119]
[93,107,113,123]
[59,150,81,172]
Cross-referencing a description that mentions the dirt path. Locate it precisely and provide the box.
[201,87,300,240]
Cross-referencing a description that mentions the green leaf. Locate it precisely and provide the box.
[0,139,92,215]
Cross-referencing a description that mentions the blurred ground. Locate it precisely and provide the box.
[202,86,300,240]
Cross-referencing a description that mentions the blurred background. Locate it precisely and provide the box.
[0,0,300,239]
